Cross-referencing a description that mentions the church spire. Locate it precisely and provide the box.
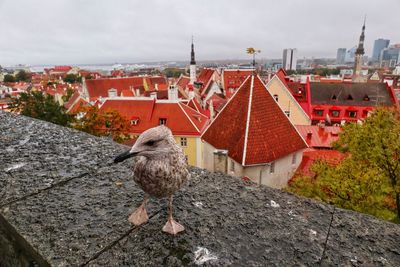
[356,16,366,56]
[190,36,196,65]
[353,17,366,82]
[189,36,197,84]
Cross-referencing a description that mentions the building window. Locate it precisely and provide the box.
[331,110,340,117]
[270,162,275,174]
[273,94,279,102]
[130,119,139,125]
[348,111,357,118]
[180,137,187,147]
[230,159,235,172]
[284,111,290,117]
[347,94,354,100]
[292,153,297,165]
[159,118,167,125]
[314,109,323,116]
[331,94,337,101]
[363,94,370,101]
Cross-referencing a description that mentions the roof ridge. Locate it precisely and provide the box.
[242,75,255,165]
[178,102,200,133]
[201,75,252,138]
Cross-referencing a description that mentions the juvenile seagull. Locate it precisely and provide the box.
[114,125,189,235]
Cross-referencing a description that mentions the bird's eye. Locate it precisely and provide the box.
[145,140,155,146]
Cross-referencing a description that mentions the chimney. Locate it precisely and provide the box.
[150,92,157,99]
[168,85,178,101]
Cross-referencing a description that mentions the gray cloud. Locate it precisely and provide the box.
[0,0,399,65]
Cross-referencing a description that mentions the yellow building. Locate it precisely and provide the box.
[265,70,311,125]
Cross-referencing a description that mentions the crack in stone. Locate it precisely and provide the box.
[80,209,163,266]
[319,206,336,265]
[0,172,89,208]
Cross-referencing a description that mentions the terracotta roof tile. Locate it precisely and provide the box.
[202,75,307,165]
[85,77,145,101]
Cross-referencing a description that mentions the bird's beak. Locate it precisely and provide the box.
[114,150,138,163]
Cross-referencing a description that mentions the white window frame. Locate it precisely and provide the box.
[180,137,187,147]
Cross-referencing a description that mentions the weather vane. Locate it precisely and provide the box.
[246,47,261,68]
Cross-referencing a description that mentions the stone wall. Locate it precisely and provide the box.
[1,111,400,266]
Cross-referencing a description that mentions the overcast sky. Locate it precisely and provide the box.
[0,0,399,66]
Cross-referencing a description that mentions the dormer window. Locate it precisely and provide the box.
[159,118,167,125]
[363,94,370,101]
[273,94,279,102]
[314,109,324,117]
[331,94,337,101]
[108,88,118,98]
[130,119,139,126]
[347,94,354,100]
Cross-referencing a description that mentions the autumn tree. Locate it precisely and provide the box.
[11,91,72,126]
[72,106,131,143]
[288,108,400,222]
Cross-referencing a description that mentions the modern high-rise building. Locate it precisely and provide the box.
[282,48,297,71]
[380,45,400,67]
[336,48,346,64]
[372,39,390,62]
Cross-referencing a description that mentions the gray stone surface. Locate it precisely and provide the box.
[1,111,400,267]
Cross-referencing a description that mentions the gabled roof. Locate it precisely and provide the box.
[186,98,210,118]
[176,75,190,89]
[222,69,253,98]
[310,82,396,107]
[85,77,145,100]
[98,99,209,136]
[202,75,307,166]
[295,125,341,149]
[145,76,168,91]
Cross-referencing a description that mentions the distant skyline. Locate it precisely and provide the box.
[0,0,399,66]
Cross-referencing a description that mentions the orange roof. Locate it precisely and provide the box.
[99,99,209,136]
[68,98,89,113]
[202,75,307,165]
[145,76,168,91]
[85,77,145,101]
[295,125,341,149]
[121,89,135,97]
[64,92,80,110]
[176,75,190,89]
[292,149,346,178]
[223,69,253,98]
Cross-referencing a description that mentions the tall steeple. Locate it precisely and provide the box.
[190,36,196,65]
[189,36,197,84]
[353,17,366,82]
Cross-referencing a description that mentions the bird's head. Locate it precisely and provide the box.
[114,125,174,163]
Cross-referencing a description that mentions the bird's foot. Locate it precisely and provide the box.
[128,206,148,226]
[162,218,185,235]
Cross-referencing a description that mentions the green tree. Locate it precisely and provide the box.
[63,74,79,83]
[288,108,400,222]
[15,70,31,82]
[11,91,72,126]
[3,74,15,83]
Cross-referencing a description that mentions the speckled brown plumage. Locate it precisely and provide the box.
[114,125,190,234]
[132,127,190,198]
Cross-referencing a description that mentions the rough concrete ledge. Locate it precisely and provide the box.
[0,111,400,266]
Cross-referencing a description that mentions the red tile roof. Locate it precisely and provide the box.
[186,98,210,118]
[68,98,89,114]
[85,77,145,101]
[145,76,168,91]
[223,69,253,98]
[64,92,80,110]
[98,99,209,136]
[121,89,135,97]
[292,149,346,178]
[202,75,307,165]
[295,125,341,149]
[176,75,190,89]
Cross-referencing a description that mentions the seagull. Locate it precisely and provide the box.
[114,125,190,235]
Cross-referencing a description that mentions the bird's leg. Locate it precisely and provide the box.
[162,195,184,235]
[128,194,149,226]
